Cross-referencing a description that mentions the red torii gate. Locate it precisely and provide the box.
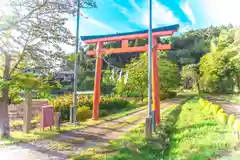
[81,24,179,125]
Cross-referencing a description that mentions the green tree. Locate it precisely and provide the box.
[0,0,96,138]
[199,28,240,93]
[181,64,200,93]
[115,53,180,100]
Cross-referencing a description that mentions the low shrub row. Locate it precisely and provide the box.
[142,91,177,103]
[50,94,136,121]
[199,98,240,131]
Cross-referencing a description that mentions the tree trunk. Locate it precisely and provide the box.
[0,53,10,138]
[236,74,240,93]
[193,70,200,94]
[23,91,32,133]
[141,93,144,102]
[196,80,201,94]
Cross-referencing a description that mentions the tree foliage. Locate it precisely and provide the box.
[115,54,180,100]
[199,28,240,93]
[0,0,96,138]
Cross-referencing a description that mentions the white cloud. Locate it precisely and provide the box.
[65,12,115,35]
[180,1,196,25]
[85,15,115,32]
[141,0,180,28]
[129,0,141,12]
[202,0,240,26]
[112,1,129,16]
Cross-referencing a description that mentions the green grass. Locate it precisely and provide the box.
[229,96,240,103]
[71,97,236,160]
[71,104,180,160]
[164,98,236,160]
[0,106,146,145]
[48,141,73,151]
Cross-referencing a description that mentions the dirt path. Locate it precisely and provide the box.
[0,98,182,160]
[206,96,240,119]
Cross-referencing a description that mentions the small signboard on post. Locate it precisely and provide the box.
[40,105,54,130]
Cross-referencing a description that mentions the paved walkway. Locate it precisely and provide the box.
[0,98,182,160]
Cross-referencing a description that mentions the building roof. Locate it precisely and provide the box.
[80,24,179,41]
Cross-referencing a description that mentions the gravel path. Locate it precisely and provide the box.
[0,98,182,160]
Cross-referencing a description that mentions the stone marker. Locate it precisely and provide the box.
[54,112,61,131]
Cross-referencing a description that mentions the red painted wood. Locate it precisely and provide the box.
[87,44,171,55]
[83,30,175,44]
[92,41,103,120]
[122,40,128,48]
[152,37,160,125]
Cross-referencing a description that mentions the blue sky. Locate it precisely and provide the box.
[66,0,240,36]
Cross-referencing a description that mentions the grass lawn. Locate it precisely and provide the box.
[164,98,236,160]
[70,104,180,160]
[0,106,146,145]
[71,97,237,160]
[229,95,240,103]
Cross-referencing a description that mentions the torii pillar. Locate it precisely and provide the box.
[92,41,103,120]
[152,37,160,124]
[81,24,179,124]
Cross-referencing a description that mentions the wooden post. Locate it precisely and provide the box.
[152,37,160,125]
[92,41,103,120]
[23,91,32,133]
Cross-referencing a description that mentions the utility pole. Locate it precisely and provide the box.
[145,0,153,139]
[71,0,80,123]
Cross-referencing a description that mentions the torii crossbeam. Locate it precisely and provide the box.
[80,24,179,125]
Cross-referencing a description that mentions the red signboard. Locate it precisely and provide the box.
[40,105,54,130]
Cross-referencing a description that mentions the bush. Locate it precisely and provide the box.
[99,96,135,111]
[76,107,92,121]
[211,104,220,116]
[51,94,72,121]
[51,94,135,121]
[227,114,236,128]
[99,99,131,110]
[51,94,73,111]
[77,95,93,108]
[51,94,94,121]
[203,105,211,114]
[143,97,148,103]
[160,92,168,100]
[199,98,204,106]
[167,91,177,98]
[234,120,240,131]
[218,113,228,125]
[217,109,225,116]
[99,109,108,117]
[205,101,212,107]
